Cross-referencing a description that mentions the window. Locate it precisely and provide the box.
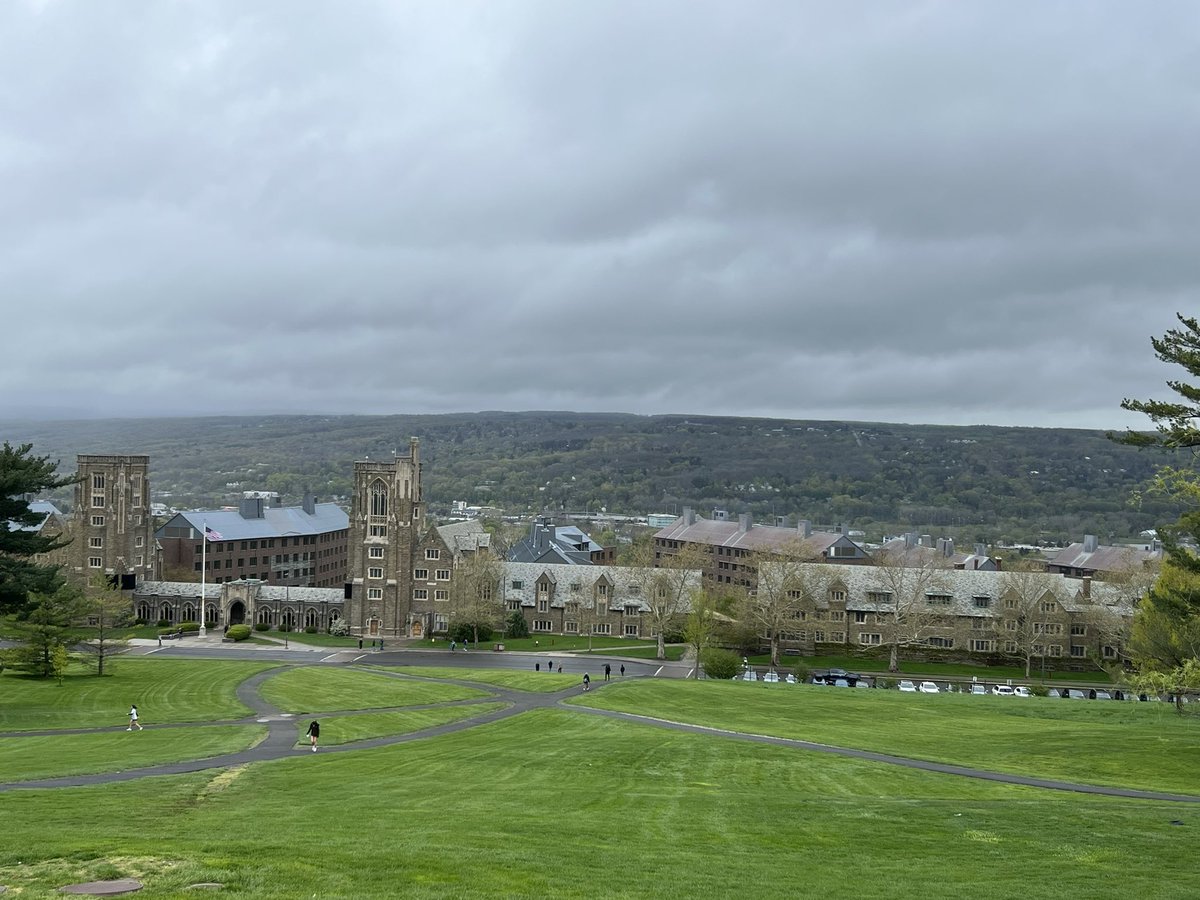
[507,600,521,612]
[435,590,448,601]
[1041,601,1057,613]
[831,545,856,557]
[1102,645,1117,659]
[858,633,882,645]
[369,547,384,559]
[538,600,548,613]
[1070,624,1087,636]
[1048,644,1062,657]
[368,567,383,579]
[1005,620,1018,631]
[570,582,582,593]
[414,568,428,580]
[927,594,952,605]
[813,630,826,642]
[565,621,578,633]
[830,611,845,622]
[92,495,105,508]
[533,620,554,632]
[971,618,988,630]
[511,580,524,590]
[829,631,844,642]
[854,611,867,624]
[91,515,104,527]
[434,614,448,632]
[1004,641,1018,653]
[830,590,846,601]
[624,624,639,637]
[88,537,103,548]
[370,482,388,517]
[973,596,991,608]
[926,636,954,649]
[436,569,450,581]
[1004,598,1017,610]
[593,623,611,635]
[970,639,993,652]
[866,591,892,604]
[1070,645,1087,658]
[413,589,428,600]
[368,588,383,600]
[88,556,103,568]
[425,549,440,560]
[92,473,105,490]
[369,525,388,538]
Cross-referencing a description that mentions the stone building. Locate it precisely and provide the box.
[343,438,425,638]
[67,455,156,588]
[134,579,344,631]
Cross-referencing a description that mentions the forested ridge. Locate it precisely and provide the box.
[0,412,1181,545]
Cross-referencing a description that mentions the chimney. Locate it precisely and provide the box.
[974,543,987,557]
[713,509,728,521]
[1081,576,1092,600]
[775,515,788,527]
[904,532,918,550]
[920,534,934,549]
[682,507,695,526]
[944,538,955,557]
[798,519,812,538]
[738,513,752,532]
[302,493,316,515]
[1083,534,1099,553]
[992,556,1002,571]
[239,498,264,519]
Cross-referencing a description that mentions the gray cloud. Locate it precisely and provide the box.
[1,1,1196,429]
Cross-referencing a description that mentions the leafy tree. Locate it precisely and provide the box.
[448,551,504,648]
[78,577,133,676]
[1128,560,1200,712]
[0,442,79,615]
[700,647,742,680]
[504,610,529,639]
[10,584,88,677]
[683,588,720,679]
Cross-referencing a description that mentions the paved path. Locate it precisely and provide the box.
[2,656,1197,803]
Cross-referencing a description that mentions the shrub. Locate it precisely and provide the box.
[505,612,529,639]
[449,622,493,644]
[1029,684,1051,697]
[226,624,252,642]
[278,623,292,633]
[305,626,318,634]
[792,662,811,683]
[177,621,200,634]
[254,622,271,632]
[329,619,350,636]
[702,648,742,680]
[156,619,172,628]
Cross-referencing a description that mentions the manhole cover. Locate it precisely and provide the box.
[59,879,143,895]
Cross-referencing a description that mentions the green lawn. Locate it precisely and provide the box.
[574,680,1200,795]
[0,725,266,782]
[375,665,580,693]
[0,659,276,730]
[0,708,1197,898]
[258,665,492,713]
[295,704,507,746]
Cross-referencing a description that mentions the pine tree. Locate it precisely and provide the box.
[0,442,79,614]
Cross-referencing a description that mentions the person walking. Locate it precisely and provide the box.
[306,720,320,752]
[604,663,611,682]
[450,640,456,652]
[582,673,591,692]
[127,705,142,731]
[620,664,625,677]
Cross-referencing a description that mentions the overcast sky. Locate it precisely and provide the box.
[1,2,1196,430]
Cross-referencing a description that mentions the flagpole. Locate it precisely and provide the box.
[199,520,207,638]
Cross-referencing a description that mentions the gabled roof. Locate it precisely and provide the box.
[157,503,349,541]
[1045,541,1161,575]
[655,514,863,558]
[435,519,492,555]
[500,561,701,613]
[8,499,65,533]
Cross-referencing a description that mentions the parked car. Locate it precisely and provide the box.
[828,668,848,678]
[970,684,987,695]
[834,678,851,688]
[1093,690,1112,700]
[992,685,1016,697]
[785,673,797,684]
[762,671,780,683]
[1066,689,1087,699]
[741,670,758,682]
[1013,686,1032,698]
[898,680,918,692]
[855,679,872,689]
[919,681,940,693]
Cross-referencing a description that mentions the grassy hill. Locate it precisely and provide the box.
[0,411,1182,544]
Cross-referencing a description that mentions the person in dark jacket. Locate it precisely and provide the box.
[306,720,320,752]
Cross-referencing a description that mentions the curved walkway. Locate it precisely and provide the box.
[1,661,1198,804]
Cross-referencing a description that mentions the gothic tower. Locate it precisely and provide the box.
[71,455,155,587]
[346,438,423,637]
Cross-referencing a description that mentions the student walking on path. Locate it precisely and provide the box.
[604,664,611,681]
[127,705,142,731]
[582,673,591,692]
[306,720,320,752]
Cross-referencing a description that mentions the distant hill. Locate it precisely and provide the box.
[0,412,1181,546]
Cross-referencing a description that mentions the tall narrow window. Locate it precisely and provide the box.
[370,481,388,517]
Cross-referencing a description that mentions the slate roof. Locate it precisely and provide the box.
[507,519,602,565]
[135,579,345,604]
[159,503,349,541]
[500,561,701,613]
[1045,541,1162,575]
[654,514,861,557]
[8,499,65,532]
[435,519,492,555]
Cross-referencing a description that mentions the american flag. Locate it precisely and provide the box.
[205,525,223,541]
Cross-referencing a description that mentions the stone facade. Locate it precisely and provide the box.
[344,439,424,637]
[134,579,344,631]
[68,455,156,587]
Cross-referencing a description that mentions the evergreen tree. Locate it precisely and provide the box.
[0,442,79,614]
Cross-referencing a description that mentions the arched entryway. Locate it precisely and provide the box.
[410,619,424,638]
[228,600,246,626]
[368,618,380,636]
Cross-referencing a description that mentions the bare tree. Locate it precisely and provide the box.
[868,544,952,672]
[741,549,828,668]
[628,542,706,659]
[684,586,722,679]
[449,552,504,648]
[999,570,1064,678]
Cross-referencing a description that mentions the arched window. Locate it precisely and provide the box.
[182,603,196,622]
[370,481,388,517]
[280,609,296,629]
[329,609,340,623]
[257,607,273,625]
[304,608,319,629]
[159,603,174,623]
[136,602,151,621]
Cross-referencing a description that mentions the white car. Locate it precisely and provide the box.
[1013,686,1032,697]
[762,671,780,683]
[970,684,987,695]
[992,685,1016,697]
[898,680,918,692]
[918,681,940,693]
